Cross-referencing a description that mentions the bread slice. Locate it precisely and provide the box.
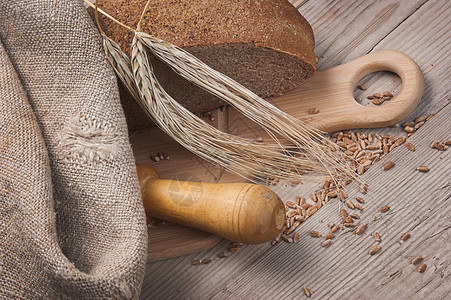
[95,0,316,130]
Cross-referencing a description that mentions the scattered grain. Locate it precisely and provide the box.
[286,201,296,209]
[341,209,348,218]
[380,205,390,213]
[417,263,427,273]
[331,225,339,233]
[354,203,363,211]
[286,222,300,235]
[435,144,446,151]
[357,164,365,175]
[309,230,321,237]
[411,255,423,265]
[372,98,385,105]
[325,232,334,240]
[343,217,354,223]
[369,245,381,255]
[191,259,202,265]
[304,286,311,297]
[217,252,229,258]
[401,232,411,241]
[383,91,393,97]
[286,210,297,218]
[406,143,415,151]
[430,140,438,148]
[374,232,381,242]
[281,234,293,243]
[344,223,355,227]
[202,258,212,264]
[327,190,338,198]
[321,240,332,247]
[414,122,424,130]
[293,232,300,243]
[301,203,311,210]
[310,192,318,202]
[404,126,414,133]
[383,161,394,170]
[357,85,367,90]
[345,200,355,209]
[228,247,240,252]
[417,166,429,172]
[350,213,360,219]
[150,154,160,162]
[444,140,451,146]
[355,223,367,235]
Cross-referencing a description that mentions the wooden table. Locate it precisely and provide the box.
[138,0,450,298]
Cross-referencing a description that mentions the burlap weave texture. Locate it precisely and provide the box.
[0,0,147,298]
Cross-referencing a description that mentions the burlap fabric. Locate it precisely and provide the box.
[0,0,147,298]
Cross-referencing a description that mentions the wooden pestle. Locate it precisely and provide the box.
[136,164,286,244]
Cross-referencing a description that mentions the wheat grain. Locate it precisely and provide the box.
[411,255,422,265]
[417,263,427,273]
[368,245,381,255]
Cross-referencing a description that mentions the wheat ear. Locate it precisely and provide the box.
[135,32,355,180]
[130,35,341,180]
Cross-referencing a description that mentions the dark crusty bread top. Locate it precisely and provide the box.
[94,0,316,130]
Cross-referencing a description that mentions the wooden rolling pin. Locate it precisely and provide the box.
[136,164,286,244]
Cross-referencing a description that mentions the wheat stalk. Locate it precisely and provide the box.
[135,32,355,180]
[130,35,339,180]
[88,0,356,182]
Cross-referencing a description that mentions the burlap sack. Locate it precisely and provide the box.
[0,0,147,298]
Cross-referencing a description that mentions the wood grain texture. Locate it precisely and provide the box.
[227,50,423,134]
[147,222,222,262]
[207,105,451,299]
[140,0,450,298]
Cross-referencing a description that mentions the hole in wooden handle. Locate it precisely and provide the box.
[347,50,424,126]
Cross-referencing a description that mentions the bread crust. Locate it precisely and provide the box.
[94,0,316,130]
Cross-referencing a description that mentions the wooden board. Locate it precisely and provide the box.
[139,0,450,298]
[147,220,223,262]
[133,50,424,262]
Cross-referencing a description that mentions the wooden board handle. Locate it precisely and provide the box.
[137,164,286,244]
[266,50,424,132]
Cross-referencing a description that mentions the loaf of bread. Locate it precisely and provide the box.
[95,0,316,130]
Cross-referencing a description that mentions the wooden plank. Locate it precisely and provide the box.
[140,0,450,298]
[147,222,222,262]
[227,50,423,136]
[299,0,427,69]
[369,0,451,119]
[301,0,449,123]
[208,103,451,300]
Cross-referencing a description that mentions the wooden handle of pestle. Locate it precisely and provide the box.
[136,164,286,244]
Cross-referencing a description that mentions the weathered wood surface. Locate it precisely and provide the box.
[139,0,450,298]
